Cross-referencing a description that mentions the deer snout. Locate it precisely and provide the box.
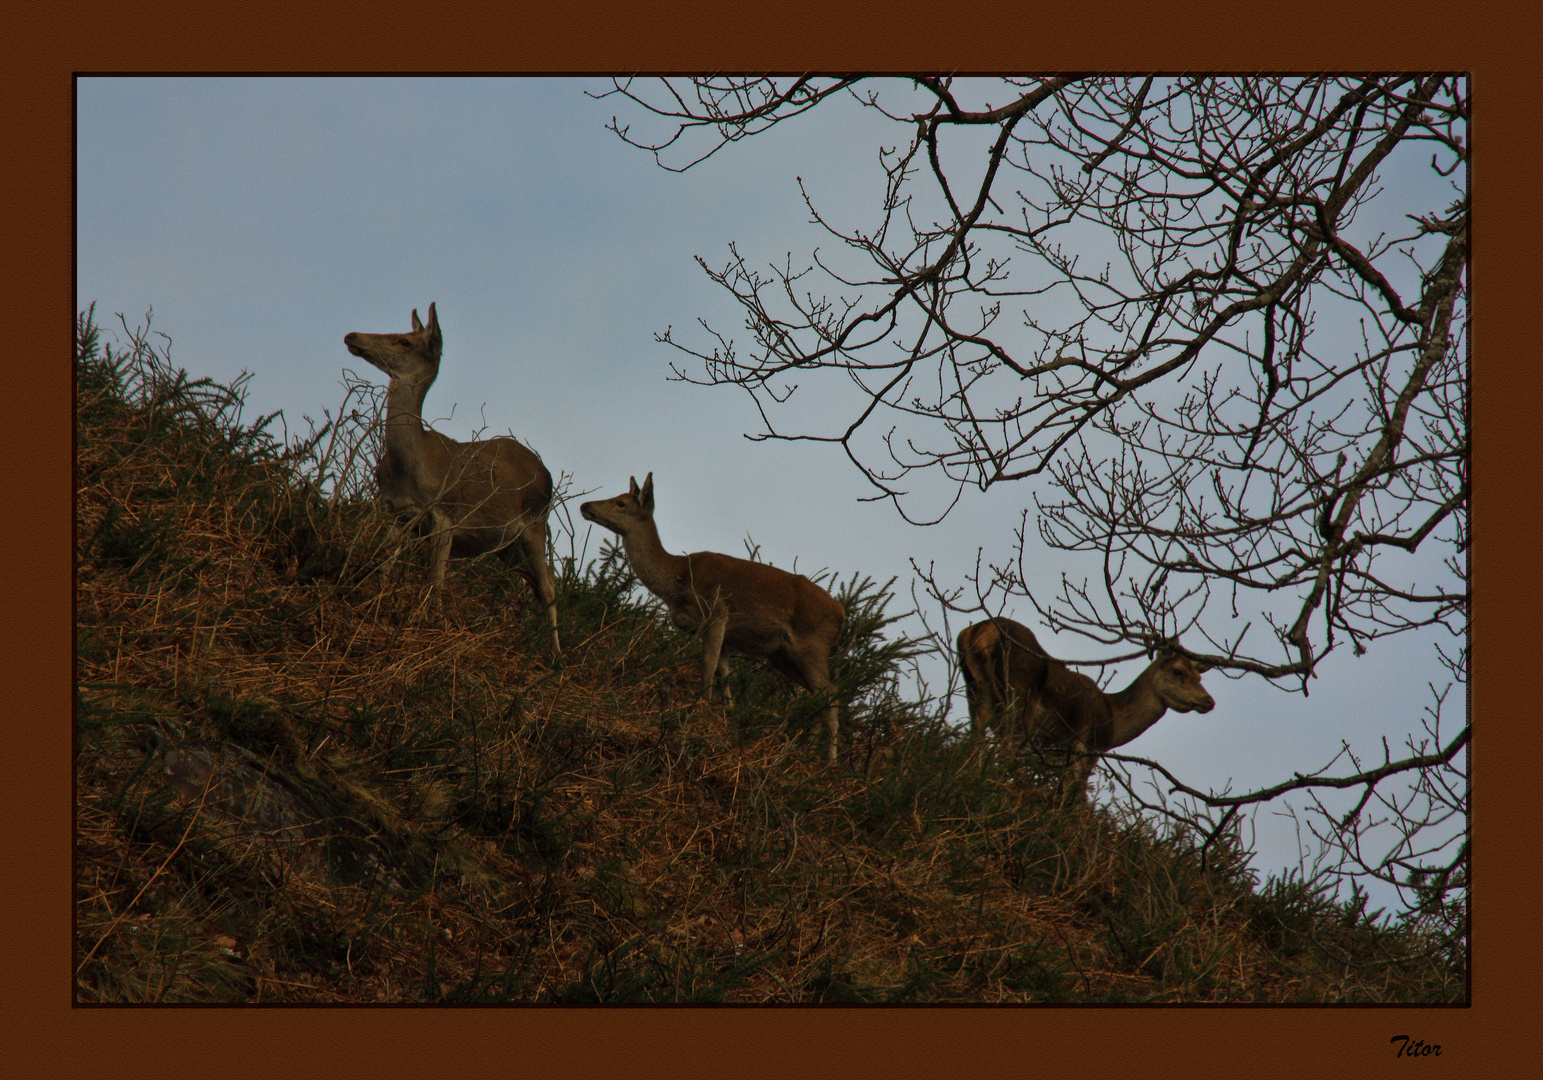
[343,332,366,357]
[1169,684,1216,714]
[579,501,601,524]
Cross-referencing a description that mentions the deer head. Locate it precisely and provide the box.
[580,472,655,535]
[1150,652,1216,714]
[343,303,443,389]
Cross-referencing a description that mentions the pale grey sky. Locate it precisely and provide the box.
[76,76,1463,905]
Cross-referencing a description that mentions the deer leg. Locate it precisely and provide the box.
[423,509,454,619]
[513,521,561,657]
[377,519,408,585]
[964,683,999,762]
[821,693,839,766]
[716,655,734,705]
[792,647,839,766]
[701,604,729,702]
[964,683,986,744]
[1062,741,1096,807]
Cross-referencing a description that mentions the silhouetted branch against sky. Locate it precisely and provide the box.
[603,76,1468,692]
[605,76,1468,928]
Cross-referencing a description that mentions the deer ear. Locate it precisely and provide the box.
[640,472,655,513]
[628,476,640,497]
[423,303,442,351]
[411,309,424,331]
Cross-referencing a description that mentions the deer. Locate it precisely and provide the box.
[579,473,846,764]
[343,303,560,654]
[957,617,1215,801]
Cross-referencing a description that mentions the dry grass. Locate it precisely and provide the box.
[73,307,1466,1004]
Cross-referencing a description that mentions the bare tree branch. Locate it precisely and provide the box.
[610,75,1468,941]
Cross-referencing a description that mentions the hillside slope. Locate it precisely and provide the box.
[73,309,1464,1003]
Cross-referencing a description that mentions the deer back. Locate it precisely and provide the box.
[386,430,552,554]
[960,617,1111,748]
[1032,656,1111,748]
[960,618,1046,703]
[681,551,844,650]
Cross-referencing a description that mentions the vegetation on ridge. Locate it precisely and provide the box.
[73,307,1466,1003]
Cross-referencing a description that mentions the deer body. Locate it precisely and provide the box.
[344,304,560,653]
[957,617,1215,796]
[580,474,845,763]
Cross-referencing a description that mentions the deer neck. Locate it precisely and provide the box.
[380,375,436,476]
[619,518,690,601]
[1099,663,1170,751]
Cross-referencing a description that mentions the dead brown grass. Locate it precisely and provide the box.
[73,308,1465,1004]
